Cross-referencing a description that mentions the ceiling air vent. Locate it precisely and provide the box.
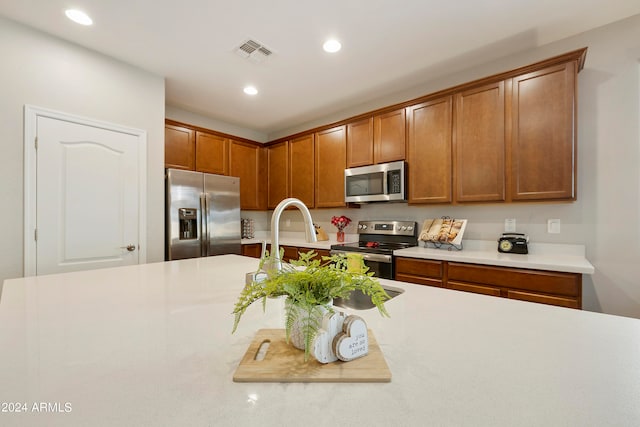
[235,38,273,63]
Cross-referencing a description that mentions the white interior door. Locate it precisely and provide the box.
[24,106,147,276]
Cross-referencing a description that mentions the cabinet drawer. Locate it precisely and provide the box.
[448,263,580,297]
[447,281,502,297]
[395,257,443,279]
[395,273,443,287]
[507,290,580,309]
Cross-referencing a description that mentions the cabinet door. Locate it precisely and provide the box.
[195,131,229,175]
[229,140,262,210]
[510,61,576,200]
[289,134,315,208]
[268,142,289,209]
[374,109,406,163]
[165,124,195,170]
[346,117,374,167]
[242,243,263,258]
[447,281,502,297]
[455,81,505,202]
[507,290,580,309]
[315,126,346,208]
[394,257,443,287]
[406,97,453,204]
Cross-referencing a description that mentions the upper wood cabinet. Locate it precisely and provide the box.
[454,81,505,202]
[374,108,406,164]
[229,140,265,210]
[315,126,346,208]
[289,134,315,208]
[195,131,229,175]
[346,118,374,167]
[509,61,577,201]
[267,141,289,208]
[406,97,453,204]
[165,124,195,170]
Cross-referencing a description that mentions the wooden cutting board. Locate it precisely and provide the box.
[233,329,391,383]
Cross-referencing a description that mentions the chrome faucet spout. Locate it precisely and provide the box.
[269,198,317,272]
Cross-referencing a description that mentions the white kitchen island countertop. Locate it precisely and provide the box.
[1,255,635,426]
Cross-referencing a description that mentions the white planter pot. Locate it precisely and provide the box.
[286,300,330,350]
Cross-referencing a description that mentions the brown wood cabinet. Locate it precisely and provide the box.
[289,134,315,208]
[267,141,289,208]
[262,245,330,262]
[229,141,265,210]
[406,96,453,204]
[454,81,505,202]
[395,257,443,287]
[242,243,263,258]
[315,126,346,208]
[509,61,577,201]
[346,117,374,167]
[374,108,406,164]
[165,124,195,170]
[395,256,582,309]
[195,131,229,175]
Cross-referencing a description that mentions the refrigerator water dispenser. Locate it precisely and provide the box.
[178,208,198,240]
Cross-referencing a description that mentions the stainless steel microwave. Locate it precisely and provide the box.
[344,161,406,203]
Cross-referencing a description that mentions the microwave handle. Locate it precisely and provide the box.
[383,169,389,195]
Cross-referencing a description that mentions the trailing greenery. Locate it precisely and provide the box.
[232,250,390,360]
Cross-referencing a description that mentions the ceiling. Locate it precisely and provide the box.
[1,1,640,139]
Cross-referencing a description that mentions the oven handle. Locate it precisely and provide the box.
[330,250,392,264]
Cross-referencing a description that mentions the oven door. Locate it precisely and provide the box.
[330,250,393,279]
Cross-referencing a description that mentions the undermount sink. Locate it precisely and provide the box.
[333,285,404,310]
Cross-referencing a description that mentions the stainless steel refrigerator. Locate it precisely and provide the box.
[165,168,241,260]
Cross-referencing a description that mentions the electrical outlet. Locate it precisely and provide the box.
[504,218,516,233]
[547,219,561,234]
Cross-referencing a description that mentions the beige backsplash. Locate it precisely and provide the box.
[242,200,586,245]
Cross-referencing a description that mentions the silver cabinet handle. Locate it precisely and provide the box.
[121,244,136,252]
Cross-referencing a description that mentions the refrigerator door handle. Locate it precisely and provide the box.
[200,193,209,256]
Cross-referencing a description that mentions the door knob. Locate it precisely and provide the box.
[121,244,136,252]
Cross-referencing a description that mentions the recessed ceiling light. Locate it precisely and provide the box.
[65,9,93,26]
[323,39,341,53]
[243,86,258,95]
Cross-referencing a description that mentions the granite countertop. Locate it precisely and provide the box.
[243,233,595,274]
[395,240,595,274]
[0,255,636,426]
[241,231,357,251]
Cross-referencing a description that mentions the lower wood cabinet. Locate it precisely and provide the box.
[280,246,330,262]
[394,257,443,287]
[395,257,582,309]
[245,244,331,262]
[242,243,263,258]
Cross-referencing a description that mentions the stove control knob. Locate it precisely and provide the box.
[401,226,407,231]
[408,226,414,231]
[361,224,367,230]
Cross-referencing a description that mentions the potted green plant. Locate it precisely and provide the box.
[232,250,390,361]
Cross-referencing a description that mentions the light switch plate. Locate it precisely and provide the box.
[504,218,516,233]
[547,219,561,234]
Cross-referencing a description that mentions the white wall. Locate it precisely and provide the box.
[0,17,166,285]
[266,14,640,319]
[166,105,268,143]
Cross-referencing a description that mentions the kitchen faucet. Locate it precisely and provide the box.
[268,198,317,273]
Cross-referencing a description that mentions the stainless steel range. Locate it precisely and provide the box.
[330,220,418,279]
